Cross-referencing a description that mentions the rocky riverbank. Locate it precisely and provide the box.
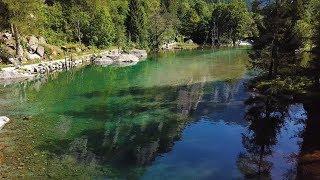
[0,49,147,84]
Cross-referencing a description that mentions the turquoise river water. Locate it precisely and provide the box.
[0,48,317,179]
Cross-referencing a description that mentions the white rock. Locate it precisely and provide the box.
[36,45,45,57]
[26,52,41,60]
[28,36,39,52]
[0,116,10,130]
[238,40,252,46]
[3,33,12,39]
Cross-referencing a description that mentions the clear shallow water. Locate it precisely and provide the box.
[0,48,312,179]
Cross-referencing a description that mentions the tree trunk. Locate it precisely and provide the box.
[77,20,82,45]
[11,24,23,63]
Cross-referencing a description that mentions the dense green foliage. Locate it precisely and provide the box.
[0,0,255,51]
[249,0,320,96]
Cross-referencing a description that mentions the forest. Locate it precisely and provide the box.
[0,0,255,50]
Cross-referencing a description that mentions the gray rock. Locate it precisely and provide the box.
[36,45,45,57]
[26,52,41,60]
[28,36,39,52]
[131,49,147,59]
[186,39,194,44]
[0,116,10,130]
[8,57,20,66]
[116,54,139,63]
[93,57,113,66]
[0,68,34,81]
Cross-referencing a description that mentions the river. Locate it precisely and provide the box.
[0,48,317,179]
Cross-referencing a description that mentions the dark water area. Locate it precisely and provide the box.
[0,48,319,179]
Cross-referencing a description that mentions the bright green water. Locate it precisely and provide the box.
[0,48,305,179]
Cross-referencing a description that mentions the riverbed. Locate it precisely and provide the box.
[0,48,315,179]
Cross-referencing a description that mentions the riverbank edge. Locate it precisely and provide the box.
[0,49,147,84]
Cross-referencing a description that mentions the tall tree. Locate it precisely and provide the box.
[250,0,301,77]
[126,0,149,48]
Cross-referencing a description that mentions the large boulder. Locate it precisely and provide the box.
[28,36,39,53]
[116,53,139,63]
[7,57,20,66]
[26,52,41,60]
[36,45,45,57]
[131,49,147,59]
[0,116,10,130]
[93,56,113,66]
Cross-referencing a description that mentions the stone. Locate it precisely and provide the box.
[185,39,193,44]
[116,54,139,63]
[26,52,41,60]
[3,33,12,40]
[0,116,10,130]
[8,57,20,66]
[0,67,34,82]
[93,57,113,66]
[131,49,147,59]
[36,45,45,57]
[28,36,39,52]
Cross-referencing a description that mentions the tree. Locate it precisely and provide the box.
[110,0,129,49]
[69,6,90,45]
[148,10,177,51]
[250,0,301,77]
[126,0,149,48]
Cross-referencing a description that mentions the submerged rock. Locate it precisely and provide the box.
[0,116,10,130]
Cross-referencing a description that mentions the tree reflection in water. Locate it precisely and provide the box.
[237,94,288,179]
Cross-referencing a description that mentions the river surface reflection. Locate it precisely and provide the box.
[0,48,317,179]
